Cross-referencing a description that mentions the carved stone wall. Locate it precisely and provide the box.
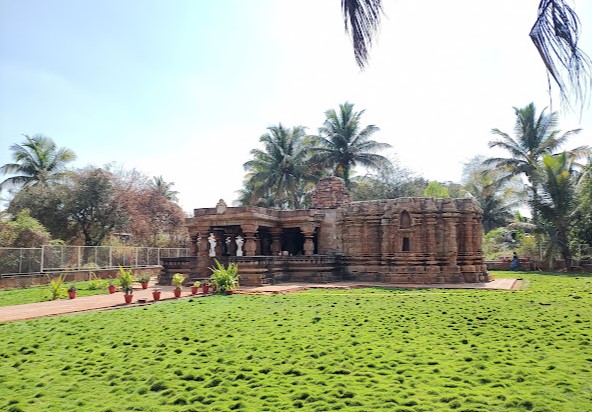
[181,178,488,284]
[335,197,488,283]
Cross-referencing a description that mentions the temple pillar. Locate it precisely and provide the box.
[270,228,282,255]
[302,226,316,256]
[243,233,257,256]
[190,234,198,256]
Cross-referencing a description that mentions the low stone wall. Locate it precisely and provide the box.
[0,266,161,290]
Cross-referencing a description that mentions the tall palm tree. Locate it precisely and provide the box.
[0,134,76,192]
[243,124,317,209]
[342,0,590,109]
[464,167,525,233]
[311,102,391,187]
[537,152,578,268]
[150,175,179,202]
[484,102,586,223]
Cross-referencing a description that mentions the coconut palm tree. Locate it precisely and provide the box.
[0,134,76,192]
[342,0,590,108]
[243,124,317,209]
[484,102,587,223]
[464,167,525,233]
[150,176,179,202]
[536,152,578,268]
[311,102,391,187]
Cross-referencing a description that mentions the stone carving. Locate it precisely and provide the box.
[235,235,244,257]
[182,176,488,284]
[208,233,216,257]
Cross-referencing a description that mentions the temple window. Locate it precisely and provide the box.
[402,237,410,252]
[400,211,411,228]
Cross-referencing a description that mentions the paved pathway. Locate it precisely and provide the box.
[0,278,519,323]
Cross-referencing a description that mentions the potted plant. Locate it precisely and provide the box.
[67,284,77,299]
[118,266,134,302]
[190,280,201,295]
[152,288,161,301]
[209,259,239,294]
[172,273,185,298]
[123,285,134,304]
[137,273,151,289]
[47,274,66,300]
[107,279,117,294]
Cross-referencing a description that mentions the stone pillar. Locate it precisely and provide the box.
[190,234,198,256]
[302,226,315,255]
[270,228,282,255]
[243,233,257,256]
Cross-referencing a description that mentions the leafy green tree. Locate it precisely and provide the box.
[0,134,76,192]
[484,102,586,224]
[311,102,391,187]
[536,152,579,268]
[0,209,51,248]
[350,158,426,200]
[242,124,317,209]
[423,181,450,198]
[63,167,128,246]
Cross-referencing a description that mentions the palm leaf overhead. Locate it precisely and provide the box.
[529,0,591,109]
[342,0,590,109]
[341,0,384,69]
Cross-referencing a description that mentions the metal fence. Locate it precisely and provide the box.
[0,245,189,276]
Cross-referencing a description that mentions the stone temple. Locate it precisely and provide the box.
[162,177,489,285]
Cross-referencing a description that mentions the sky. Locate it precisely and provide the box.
[1,0,591,214]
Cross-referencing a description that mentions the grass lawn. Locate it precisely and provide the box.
[0,279,111,307]
[0,271,590,411]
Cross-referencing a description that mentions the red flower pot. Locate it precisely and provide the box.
[190,286,198,295]
[152,291,161,301]
[202,285,209,294]
[68,291,77,299]
[225,290,234,295]
[173,288,182,298]
[108,284,117,294]
[124,294,133,304]
[141,282,149,289]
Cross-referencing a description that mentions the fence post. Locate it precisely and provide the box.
[109,246,113,268]
[40,246,45,272]
[78,246,81,270]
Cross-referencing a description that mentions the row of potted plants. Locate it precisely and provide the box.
[65,260,239,303]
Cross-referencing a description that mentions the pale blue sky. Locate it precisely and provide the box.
[1,0,590,212]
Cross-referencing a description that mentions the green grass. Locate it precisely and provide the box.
[0,271,590,411]
[0,279,111,307]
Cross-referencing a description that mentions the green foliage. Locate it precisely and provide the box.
[0,134,76,191]
[209,259,239,293]
[67,284,77,292]
[423,181,450,198]
[171,273,185,289]
[137,273,151,283]
[0,209,51,248]
[242,124,317,209]
[312,102,392,186]
[47,274,66,300]
[0,272,590,411]
[117,266,134,293]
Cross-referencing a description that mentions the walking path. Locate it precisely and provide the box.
[0,278,519,323]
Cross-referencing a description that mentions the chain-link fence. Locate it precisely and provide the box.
[0,245,189,276]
